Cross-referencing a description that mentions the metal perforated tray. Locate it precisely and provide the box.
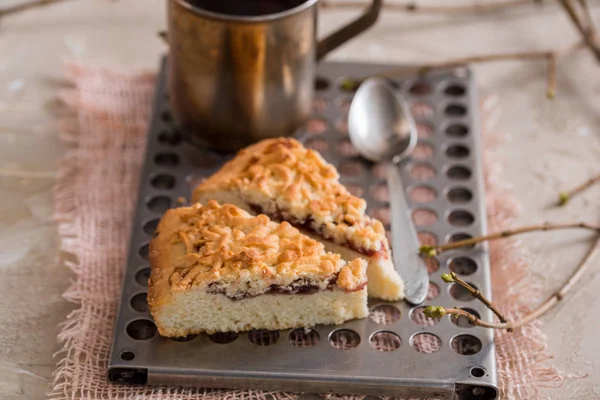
[108,58,498,400]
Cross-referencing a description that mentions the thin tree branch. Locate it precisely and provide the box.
[374,42,583,71]
[366,41,584,97]
[420,221,600,257]
[320,0,544,13]
[558,173,600,205]
[547,52,557,98]
[0,0,77,18]
[425,234,600,330]
[558,0,600,62]
[578,0,596,31]
[441,272,512,331]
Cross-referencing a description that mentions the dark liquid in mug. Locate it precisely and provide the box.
[183,0,306,16]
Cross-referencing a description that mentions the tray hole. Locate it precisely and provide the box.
[418,231,437,246]
[447,187,473,203]
[427,281,440,300]
[312,98,330,113]
[138,244,149,260]
[161,109,172,122]
[336,119,348,136]
[147,196,172,213]
[371,164,388,180]
[452,308,481,328]
[451,334,482,355]
[335,97,352,113]
[449,257,478,276]
[329,329,360,350]
[446,144,470,159]
[130,293,148,313]
[343,183,364,197]
[409,82,431,96]
[135,268,150,286]
[409,163,436,182]
[151,174,175,190]
[425,257,440,274]
[411,306,440,326]
[408,185,436,203]
[470,366,486,378]
[445,84,467,97]
[450,282,479,301]
[154,153,179,167]
[445,104,467,117]
[416,123,434,138]
[412,142,434,160]
[449,233,475,248]
[445,123,469,137]
[208,332,238,344]
[289,328,320,347]
[370,331,401,352]
[315,76,330,91]
[120,351,135,361]
[338,139,359,157]
[158,130,183,146]
[248,329,279,346]
[411,102,434,119]
[305,138,329,153]
[172,334,198,342]
[338,77,360,92]
[371,206,391,225]
[369,304,401,325]
[447,165,472,181]
[126,319,157,341]
[143,219,160,236]
[448,210,475,227]
[339,161,364,177]
[412,333,442,354]
[412,208,437,226]
[306,118,328,135]
[371,183,389,202]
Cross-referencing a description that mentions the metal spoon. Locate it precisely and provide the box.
[348,77,429,305]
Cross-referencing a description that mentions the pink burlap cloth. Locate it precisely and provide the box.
[50,64,563,400]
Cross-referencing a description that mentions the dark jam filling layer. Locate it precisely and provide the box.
[206,277,338,301]
[248,203,377,257]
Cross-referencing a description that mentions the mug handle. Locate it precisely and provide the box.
[316,0,383,61]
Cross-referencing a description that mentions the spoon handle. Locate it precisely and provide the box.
[386,162,429,305]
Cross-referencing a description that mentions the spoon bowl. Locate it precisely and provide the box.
[348,78,417,163]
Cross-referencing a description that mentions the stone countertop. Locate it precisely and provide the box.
[1,1,599,399]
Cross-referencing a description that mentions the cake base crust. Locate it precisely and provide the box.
[153,288,368,337]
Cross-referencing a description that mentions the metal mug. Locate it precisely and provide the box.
[167,0,382,151]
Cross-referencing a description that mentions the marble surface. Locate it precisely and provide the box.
[1,1,599,399]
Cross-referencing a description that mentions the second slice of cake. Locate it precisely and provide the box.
[193,137,405,300]
[148,200,368,337]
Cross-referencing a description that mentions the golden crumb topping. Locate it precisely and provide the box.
[149,201,367,299]
[193,138,388,253]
